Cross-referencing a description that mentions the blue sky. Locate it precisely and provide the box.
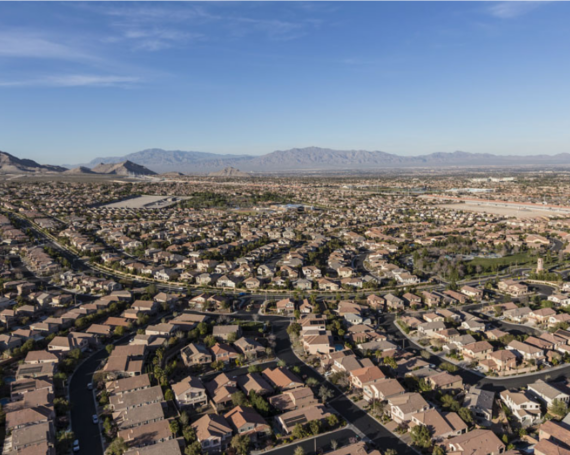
[1,1,569,164]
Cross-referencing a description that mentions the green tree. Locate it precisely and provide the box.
[164,389,174,401]
[319,385,334,403]
[294,447,305,455]
[210,360,225,371]
[54,397,70,415]
[99,390,110,406]
[459,407,474,425]
[439,362,458,373]
[433,445,446,455]
[292,423,305,439]
[105,344,114,355]
[440,394,460,412]
[106,437,127,455]
[103,417,114,437]
[169,419,179,436]
[197,322,209,336]
[230,434,250,455]
[184,441,203,455]
[231,391,248,407]
[305,377,319,387]
[114,326,125,337]
[249,390,270,415]
[183,425,196,443]
[248,364,262,374]
[327,414,339,427]
[411,424,432,449]
[418,378,432,392]
[549,398,569,417]
[383,357,398,369]
[204,335,216,347]
[309,419,322,436]
[287,322,302,337]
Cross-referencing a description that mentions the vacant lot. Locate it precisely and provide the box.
[438,202,561,218]
[104,195,189,209]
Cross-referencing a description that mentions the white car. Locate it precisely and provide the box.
[87,382,93,390]
[92,415,99,424]
[73,440,80,452]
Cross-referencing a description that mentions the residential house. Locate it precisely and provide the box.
[410,408,467,441]
[276,405,332,434]
[443,429,505,455]
[212,325,242,342]
[507,340,545,363]
[464,386,494,426]
[363,378,405,402]
[498,280,529,297]
[462,341,493,361]
[500,389,542,425]
[191,414,233,453]
[262,367,303,391]
[268,387,317,412]
[389,392,430,423]
[275,298,296,315]
[224,406,269,439]
[237,373,274,397]
[528,380,570,406]
[181,343,212,367]
[172,376,207,408]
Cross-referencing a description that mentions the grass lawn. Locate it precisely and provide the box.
[469,252,536,268]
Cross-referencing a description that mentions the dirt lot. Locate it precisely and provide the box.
[438,202,565,218]
[104,195,190,209]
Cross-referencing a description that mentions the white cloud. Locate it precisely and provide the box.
[0,74,140,88]
[90,3,320,47]
[0,31,91,61]
[488,2,543,19]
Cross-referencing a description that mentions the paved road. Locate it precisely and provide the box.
[263,428,358,455]
[69,348,108,455]
[473,311,542,337]
[551,238,564,253]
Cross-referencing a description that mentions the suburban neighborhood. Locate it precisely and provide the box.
[3,173,570,455]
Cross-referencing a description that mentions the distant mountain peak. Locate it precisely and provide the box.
[92,160,156,176]
[0,150,67,174]
[209,166,249,177]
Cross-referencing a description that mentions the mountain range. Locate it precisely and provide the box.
[74,147,570,173]
[5,147,570,176]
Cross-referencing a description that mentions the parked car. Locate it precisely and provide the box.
[73,440,80,452]
[87,383,93,390]
[92,415,99,424]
